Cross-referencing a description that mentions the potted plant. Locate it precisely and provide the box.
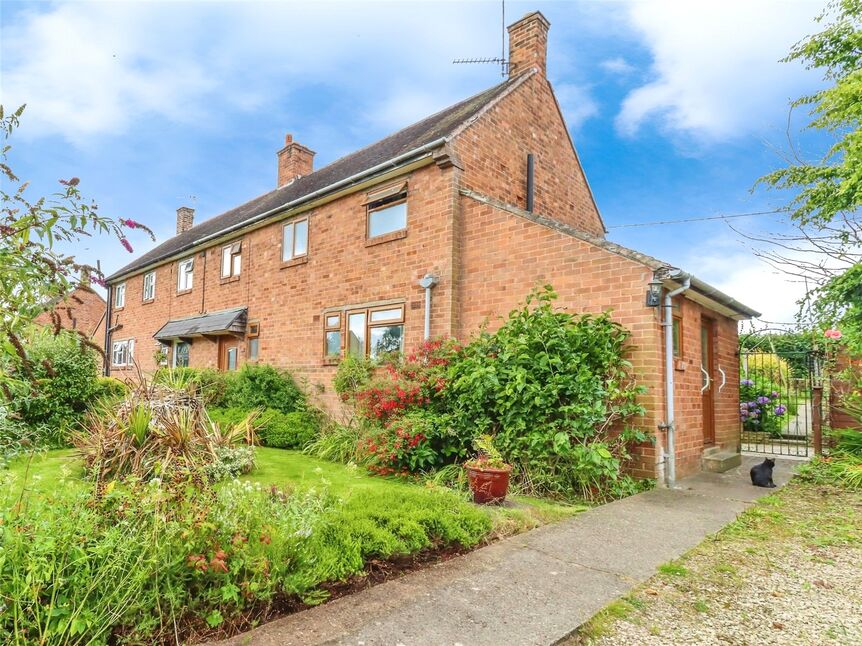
[464,435,512,504]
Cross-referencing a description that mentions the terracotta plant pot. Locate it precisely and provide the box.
[466,464,512,504]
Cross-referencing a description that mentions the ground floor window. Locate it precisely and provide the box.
[343,304,404,359]
[111,339,134,367]
[173,341,190,368]
[247,322,260,361]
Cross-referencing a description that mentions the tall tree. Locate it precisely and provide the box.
[0,105,152,394]
[754,0,862,349]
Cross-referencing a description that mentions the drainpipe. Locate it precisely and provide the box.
[418,274,439,339]
[663,273,690,487]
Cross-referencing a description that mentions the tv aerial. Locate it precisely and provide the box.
[453,0,508,78]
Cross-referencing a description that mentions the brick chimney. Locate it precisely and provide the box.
[277,134,315,187]
[507,11,550,77]
[176,206,195,234]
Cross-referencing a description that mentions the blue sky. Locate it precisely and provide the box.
[1,0,831,325]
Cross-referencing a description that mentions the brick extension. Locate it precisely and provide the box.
[104,11,758,480]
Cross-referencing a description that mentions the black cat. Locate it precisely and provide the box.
[750,458,777,488]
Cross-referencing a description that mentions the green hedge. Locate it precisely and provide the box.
[209,407,320,449]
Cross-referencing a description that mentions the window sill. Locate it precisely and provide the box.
[141,299,154,306]
[365,229,407,247]
[113,306,125,312]
[322,357,340,367]
[219,275,241,285]
[176,289,193,297]
[281,255,309,270]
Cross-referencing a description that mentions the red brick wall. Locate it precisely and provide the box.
[108,163,460,409]
[34,285,107,349]
[452,73,605,237]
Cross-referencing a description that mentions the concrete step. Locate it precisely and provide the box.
[702,450,742,473]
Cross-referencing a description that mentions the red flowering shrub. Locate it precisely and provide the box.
[361,410,457,475]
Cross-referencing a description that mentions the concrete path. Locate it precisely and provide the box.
[216,456,798,646]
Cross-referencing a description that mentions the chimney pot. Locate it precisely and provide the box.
[277,133,315,187]
[507,11,550,78]
[176,206,195,235]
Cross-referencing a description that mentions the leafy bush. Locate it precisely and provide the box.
[259,411,319,449]
[830,428,862,456]
[798,453,862,490]
[304,420,370,464]
[6,328,100,439]
[333,355,375,401]
[445,287,649,500]
[154,367,231,407]
[739,377,794,437]
[0,473,491,644]
[205,445,256,482]
[74,378,260,481]
[223,364,305,414]
[91,376,129,403]
[0,406,38,469]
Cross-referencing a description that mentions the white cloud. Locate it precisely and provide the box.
[0,1,497,144]
[553,82,599,130]
[616,0,822,140]
[600,57,635,75]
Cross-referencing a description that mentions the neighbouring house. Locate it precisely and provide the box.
[34,271,107,350]
[104,11,759,482]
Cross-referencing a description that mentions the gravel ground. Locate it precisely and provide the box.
[569,480,862,645]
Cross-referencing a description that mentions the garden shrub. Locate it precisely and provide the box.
[333,355,375,401]
[154,367,232,407]
[739,377,795,437]
[304,420,371,464]
[0,472,491,644]
[445,287,649,500]
[92,376,129,403]
[6,328,100,441]
[259,410,320,449]
[223,364,305,414]
[204,445,256,482]
[0,406,37,469]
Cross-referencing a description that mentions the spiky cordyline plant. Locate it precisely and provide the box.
[73,373,261,482]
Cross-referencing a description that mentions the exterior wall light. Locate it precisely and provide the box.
[646,278,663,307]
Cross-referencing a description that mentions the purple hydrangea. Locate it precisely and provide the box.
[741,379,754,386]
[774,405,787,416]
[771,391,779,398]
[740,410,749,419]
[757,396,770,405]
[740,402,749,410]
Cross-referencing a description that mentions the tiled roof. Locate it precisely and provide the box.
[108,75,525,281]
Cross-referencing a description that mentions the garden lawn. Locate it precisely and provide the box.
[568,477,862,645]
[4,447,582,531]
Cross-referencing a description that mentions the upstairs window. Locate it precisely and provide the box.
[365,182,407,239]
[177,258,194,292]
[282,218,308,261]
[221,241,242,278]
[346,305,404,359]
[114,282,126,308]
[142,272,156,301]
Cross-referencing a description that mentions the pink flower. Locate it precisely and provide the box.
[120,238,133,253]
[121,218,142,229]
[825,329,842,340]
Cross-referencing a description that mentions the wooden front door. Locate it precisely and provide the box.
[700,318,716,445]
[218,336,240,372]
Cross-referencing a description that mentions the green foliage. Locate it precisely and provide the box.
[6,328,100,440]
[154,367,231,407]
[204,445,256,482]
[0,406,38,469]
[223,364,305,414]
[814,263,862,354]
[798,453,862,490]
[0,469,491,644]
[259,410,320,449]
[740,333,816,377]
[333,355,375,401]
[446,287,649,500]
[0,105,153,395]
[465,434,509,469]
[756,0,862,227]
[739,377,794,438]
[92,376,129,403]
[305,420,371,464]
[830,428,862,455]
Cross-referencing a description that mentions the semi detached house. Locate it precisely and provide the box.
[106,12,759,483]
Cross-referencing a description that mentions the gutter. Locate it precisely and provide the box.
[107,137,447,284]
[662,272,691,488]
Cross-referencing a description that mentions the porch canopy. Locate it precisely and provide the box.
[154,307,247,342]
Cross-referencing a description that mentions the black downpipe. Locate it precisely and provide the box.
[526,153,535,212]
[104,285,112,377]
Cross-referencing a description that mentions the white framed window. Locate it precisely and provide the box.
[114,282,126,308]
[282,218,308,261]
[142,271,156,301]
[111,339,134,367]
[177,258,194,291]
[221,241,242,278]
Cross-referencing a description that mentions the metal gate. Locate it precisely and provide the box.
[739,350,821,457]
